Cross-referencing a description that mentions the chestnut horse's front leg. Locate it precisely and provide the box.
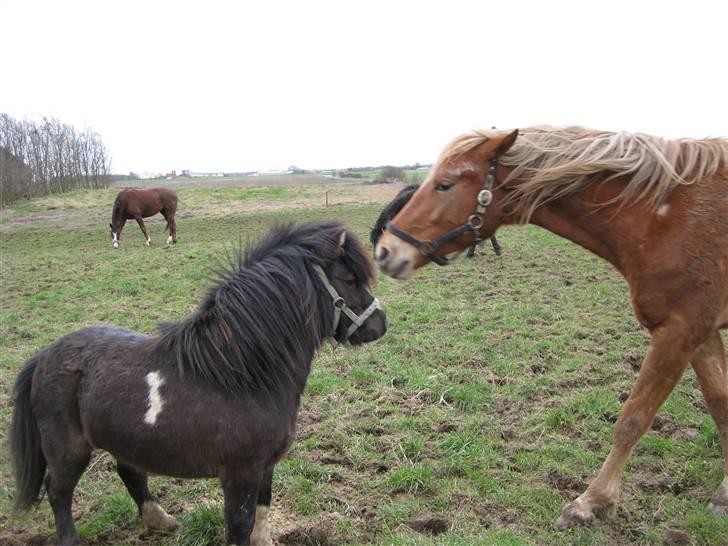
[555,323,696,528]
[691,333,728,514]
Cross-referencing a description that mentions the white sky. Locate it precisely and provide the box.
[2,1,726,174]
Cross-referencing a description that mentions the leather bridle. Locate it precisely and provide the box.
[385,158,498,266]
[312,264,382,342]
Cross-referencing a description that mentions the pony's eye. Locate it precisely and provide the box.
[435,180,454,192]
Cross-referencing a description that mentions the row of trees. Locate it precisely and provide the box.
[0,113,112,206]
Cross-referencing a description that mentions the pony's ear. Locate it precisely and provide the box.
[496,129,519,156]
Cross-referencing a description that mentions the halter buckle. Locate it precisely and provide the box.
[333,296,346,309]
[467,214,483,229]
[418,240,435,255]
[477,189,493,207]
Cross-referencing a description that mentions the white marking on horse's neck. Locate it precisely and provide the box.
[144,371,165,425]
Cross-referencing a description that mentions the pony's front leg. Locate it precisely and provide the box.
[221,470,260,546]
[251,469,274,546]
[555,324,694,528]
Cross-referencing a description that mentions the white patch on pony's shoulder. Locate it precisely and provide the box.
[144,371,165,425]
[656,204,670,217]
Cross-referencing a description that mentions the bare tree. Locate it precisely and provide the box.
[0,113,112,205]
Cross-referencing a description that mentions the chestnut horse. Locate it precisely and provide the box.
[110,187,178,248]
[375,126,728,527]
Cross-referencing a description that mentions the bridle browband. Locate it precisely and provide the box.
[312,264,382,343]
[385,158,498,266]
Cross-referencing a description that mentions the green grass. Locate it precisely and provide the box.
[1,186,727,545]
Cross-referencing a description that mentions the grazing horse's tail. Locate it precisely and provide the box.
[10,356,46,511]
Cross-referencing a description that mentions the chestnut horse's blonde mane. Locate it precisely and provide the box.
[438,126,728,222]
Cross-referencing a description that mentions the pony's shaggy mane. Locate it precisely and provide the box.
[439,126,728,221]
[153,221,373,395]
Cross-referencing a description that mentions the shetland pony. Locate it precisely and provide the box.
[110,187,178,247]
[375,126,728,527]
[11,222,387,545]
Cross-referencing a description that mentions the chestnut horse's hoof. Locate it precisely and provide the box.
[555,497,616,529]
[709,481,728,515]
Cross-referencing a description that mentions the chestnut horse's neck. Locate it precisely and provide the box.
[501,176,654,280]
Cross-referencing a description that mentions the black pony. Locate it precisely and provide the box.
[11,221,387,546]
[371,184,501,257]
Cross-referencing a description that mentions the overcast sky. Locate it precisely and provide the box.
[2,1,726,174]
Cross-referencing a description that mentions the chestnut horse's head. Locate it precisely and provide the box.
[375,129,519,279]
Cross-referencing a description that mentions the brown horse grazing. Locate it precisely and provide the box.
[11,222,387,546]
[375,126,728,527]
[110,187,178,248]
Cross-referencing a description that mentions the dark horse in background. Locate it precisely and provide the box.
[375,126,728,527]
[11,222,387,546]
[110,187,178,248]
[370,183,501,258]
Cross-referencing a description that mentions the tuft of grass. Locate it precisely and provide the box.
[174,505,225,546]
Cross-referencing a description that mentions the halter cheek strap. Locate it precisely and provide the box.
[386,158,498,266]
[312,265,382,341]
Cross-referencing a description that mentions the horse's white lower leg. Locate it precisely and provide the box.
[166,235,173,245]
[145,237,151,246]
[141,501,179,531]
[250,506,273,546]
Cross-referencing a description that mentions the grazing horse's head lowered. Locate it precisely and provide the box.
[10,221,386,546]
[375,125,728,529]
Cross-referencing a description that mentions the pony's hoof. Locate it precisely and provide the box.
[166,236,173,245]
[145,240,151,247]
[142,501,179,531]
[113,242,119,249]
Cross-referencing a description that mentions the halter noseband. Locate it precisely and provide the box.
[312,265,382,342]
[386,158,498,266]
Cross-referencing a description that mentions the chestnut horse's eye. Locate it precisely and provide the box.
[435,180,454,192]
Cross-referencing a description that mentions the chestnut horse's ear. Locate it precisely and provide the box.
[496,129,519,156]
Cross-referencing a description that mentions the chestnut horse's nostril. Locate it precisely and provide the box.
[377,246,389,261]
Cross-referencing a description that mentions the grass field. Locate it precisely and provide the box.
[1,182,727,545]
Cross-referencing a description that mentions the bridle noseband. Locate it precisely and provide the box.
[386,158,498,266]
[312,265,382,342]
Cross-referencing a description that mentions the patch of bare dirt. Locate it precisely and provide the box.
[662,529,692,545]
[274,513,345,545]
[547,468,588,498]
[407,513,451,535]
